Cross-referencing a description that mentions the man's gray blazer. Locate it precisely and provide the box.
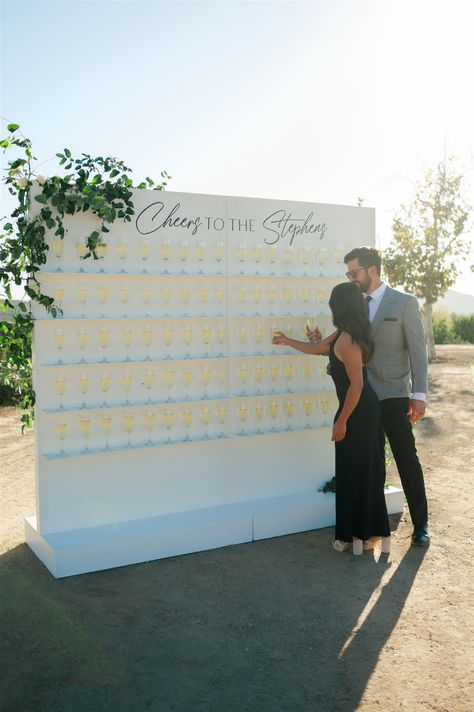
[366,286,428,401]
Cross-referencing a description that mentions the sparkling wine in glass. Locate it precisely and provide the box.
[56,421,68,455]
[164,368,175,398]
[163,409,175,443]
[97,241,107,271]
[53,285,64,308]
[254,401,264,432]
[200,406,211,438]
[303,399,314,428]
[118,238,128,270]
[284,400,295,429]
[181,408,193,440]
[80,417,91,453]
[97,286,108,316]
[122,327,133,359]
[53,238,64,271]
[75,239,87,270]
[179,240,189,271]
[139,238,150,272]
[101,415,112,449]
[181,368,192,396]
[196,240,206,271]
[122,370,133,405]
[163,325,174,348]
[143,326,153,356]
[123,414,134,448]
[99,327,109,361]
[77,286,87,316]
[144,411,156,445]
[54,328,65,364]
[200,367,211,398]
[215,241,224,271]
[143,369,155,402]
[56,376,66,409]
[100,372,110,406]
[160,240,171,271]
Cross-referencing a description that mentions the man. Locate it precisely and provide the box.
[311,246,429,546]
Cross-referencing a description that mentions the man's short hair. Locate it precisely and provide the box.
[344,246,382,275]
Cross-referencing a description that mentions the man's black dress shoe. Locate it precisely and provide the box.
[412,525,430,546]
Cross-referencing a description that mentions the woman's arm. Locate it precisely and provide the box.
[332,332,364,442]
[272,330,336,356]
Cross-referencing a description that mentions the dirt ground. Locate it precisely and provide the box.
[0,345,473,712]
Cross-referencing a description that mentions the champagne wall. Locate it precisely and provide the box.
[26,190,377,577]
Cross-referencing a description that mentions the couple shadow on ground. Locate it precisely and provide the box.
[0,513,427,712]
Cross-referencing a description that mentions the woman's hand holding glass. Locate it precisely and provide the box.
[272,331,290,346]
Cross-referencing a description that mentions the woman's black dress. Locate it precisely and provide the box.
[329,334,390,542]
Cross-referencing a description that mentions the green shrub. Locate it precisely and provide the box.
[452,315,474,343]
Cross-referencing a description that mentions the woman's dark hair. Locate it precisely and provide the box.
[329,283,374,363]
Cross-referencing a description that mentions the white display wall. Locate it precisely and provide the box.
[25,189,402,577]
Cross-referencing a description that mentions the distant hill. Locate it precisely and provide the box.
[436,289,474,315]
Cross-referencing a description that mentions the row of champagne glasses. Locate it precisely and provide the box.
[53,359,329,408]
[50,283,331,315]
[51,237,345,275]
[53,395,336,454]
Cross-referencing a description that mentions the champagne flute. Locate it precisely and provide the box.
[79,417,91,453]
[97,286,108,316]
[237,403,248,431]
[301,286,312,304]
[101,415,112,449]
[317,286,327,303]
[56,421,68,455]
[303,399,314,428]
[53,285,64,308]
[302,361,311,389]
[122,327,133,359]
[284,246,294,272]
[179,240,189,271]
[181,408,192,440]
[284,363,294,391]
[118,238,128,270]
[122,370,133,405]
[215,286,225,308]
[238,325,247,353]
[284,400,295,429]
[56,375,66,409]
[198,287,208,307]
[215,241,224,271]
[97,241,107,272]
[77,327,88,362]
[269,362,278,392]
[144,411,156,445]
[216,365,226,389]
[238,287,248,308]
[75,239,87,270]
[238,363,248,395]
[161,286,172,309]
[252,286,262,311]
[267,246,277,273]
[301,246,311,273]
[180,287,191,312]
[143,326,153,356]
[142,286,153,313]
[335,244,344,265]
[254,401,264,432]
[54,328,64,364]
[99,372,110,406]
[200,367,211,398]
[318,248,327,275]
[202,325,212,355]
[160,240,171,271]
[216,325,226,352]
[164,368,175,398]
[181,368,192,396]
[163,325,174,348]
[143,369,155,402]
[268,401,279,431]
[253,244,262,268]
[139,238,150,271]
[119,286,129,316]
[200,406,211,438]
[319,395,330,425]
[53,238,64,270]
[217,405,227,437]
[163,409,175,443]
[79,373,90,408]
[237,242,247,272]
[196,240,206,271]
[123,414,134,448]
[77,286,87,316]
[99,327,109,361]
[266,286,277,313]
[283,286,294,305]
[183,325,192,354]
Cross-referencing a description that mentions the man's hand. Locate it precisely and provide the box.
[306,326,323,342]
[407,399,426,424]
[272,331,289,346]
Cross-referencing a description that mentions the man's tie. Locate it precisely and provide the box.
[366,295,373,304]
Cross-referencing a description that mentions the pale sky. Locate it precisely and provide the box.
[1,0,473,294]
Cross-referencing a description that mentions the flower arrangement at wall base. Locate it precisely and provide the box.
[0,122,171,428]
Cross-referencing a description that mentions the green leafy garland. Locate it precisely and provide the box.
[0,123,170,429]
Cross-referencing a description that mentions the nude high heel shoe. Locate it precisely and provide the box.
[363,536,391,553]
[381,536,391,554]
[352,538,363,556]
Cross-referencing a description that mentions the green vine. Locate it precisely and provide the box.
[0,122,171,429]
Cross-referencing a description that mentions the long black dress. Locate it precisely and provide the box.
[329,333,390,542]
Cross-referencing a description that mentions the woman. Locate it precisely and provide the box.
[272,282,391,555]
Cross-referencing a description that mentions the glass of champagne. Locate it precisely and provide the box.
[161,286,172,309]
[100,372,110,406]
[301,246,311,273]
[164,368,175,398]
[202,325,212,355]
[118,238,128,270]
[200,406,211,438]
[215,241,224,271]
[143,326,153,355]
[269,362,278,392]
[144,411,156,446]
[284,363,294,391]
[200,367,211,398]
[79,373,90,408]
[267,246,277,273]
[266,286,277,313]
[215,286,225,308]
[163,324,174,349]
[179,240,189,271]
[253,244,262,273]
[301,286,312,304]
[237,404,248,435]
[75,239,87,270]
[97,286,108,315]
[196,240,206,271]
[238,325,247,353]
[160,240,171,271]
[122,370,133,405]
[335,244,344,266]
[53,238,64,270]
[99,327,109,361]
[56,421,68,455]
[216,325,226,352]
[97,241,107,272]
[77,327,88,362]
[319,395,330,424]
[252,286,262,310]
[53,285,64,308]
[123,414,134,448]
[143,369,155,402]
[80,417,91,453]
[302,361,311,389]
[181,408,193,440]
[163,409,175,443]
[254,364,264,393]
[303,398,314,428]
[54,328,64,364]
[183,324,192,354]
[284,400,295,429]
[217,405,227,437]
[237,242,247,272]
[284,246,294,272]
[77,286,87,316]
[180,287,191,312]
[142,286,153,313]
[269,401,279,431]
[216,365,226,389]
[283,286,294,307]
[139,238,150,271]
[254,401,264,432]
[317,286,327,303]
[122,327,133,359]
[101,415,112,449]
[238,363,248,395]
[56,376,66,409]
[119,286,129,315]
[181,368,192,396]
[198,287,208,307]
[318,247,327,275]
[238,286,248,308]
